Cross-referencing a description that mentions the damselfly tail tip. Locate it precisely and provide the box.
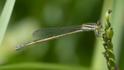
[15,45,25,51]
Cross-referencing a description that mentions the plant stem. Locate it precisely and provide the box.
[102,10,116,70]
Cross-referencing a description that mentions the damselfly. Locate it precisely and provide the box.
[16,21,101,50]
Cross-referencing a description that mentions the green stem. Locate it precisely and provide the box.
[91,0,113,70]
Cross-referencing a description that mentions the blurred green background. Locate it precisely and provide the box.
[0,0,124,70]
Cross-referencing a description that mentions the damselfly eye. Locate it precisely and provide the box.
[94,20,102,37]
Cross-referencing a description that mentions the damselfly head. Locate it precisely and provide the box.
[94,20,103,37]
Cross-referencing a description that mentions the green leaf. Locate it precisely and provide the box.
[0,62,89,70]
[0,0,16,47]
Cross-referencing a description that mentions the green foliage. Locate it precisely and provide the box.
[0,0,123,70]
[0,0,16,46]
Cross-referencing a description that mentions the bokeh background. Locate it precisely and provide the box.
[0,0,124,70]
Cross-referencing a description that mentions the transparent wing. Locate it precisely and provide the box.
[32,23,97,40]
[32,25,82,40]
